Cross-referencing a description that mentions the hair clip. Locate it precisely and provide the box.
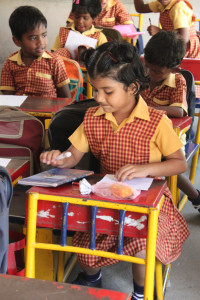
[105,51,118,63]
[73,0,80,4]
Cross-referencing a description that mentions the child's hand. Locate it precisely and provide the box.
[147,25,160,36]
[115,164,149,182]
[40,150,65,167]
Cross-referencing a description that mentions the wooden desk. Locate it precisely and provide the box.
[20,96,74,118]
[171,115,192,137]
[0,274,131,300]
[25,176,167,300]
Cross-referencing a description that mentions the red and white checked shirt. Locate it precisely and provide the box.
[141,73,188,115]
[0,50,70,97]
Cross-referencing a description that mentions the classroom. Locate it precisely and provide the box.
[0,1,200,299]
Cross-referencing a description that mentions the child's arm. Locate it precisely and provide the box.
[152,105,185,118]
[57,84,71,98]
[40,145,85,169]
[133,0,152,13]
[115,149,187,182]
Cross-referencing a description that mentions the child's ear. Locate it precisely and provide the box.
[128,82,140,95]
[12,36,22,47]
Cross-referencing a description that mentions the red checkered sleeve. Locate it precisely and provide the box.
[51,55,70,88]
[0,59,15,91]
[114,0,133,25]
[169,73,187,114]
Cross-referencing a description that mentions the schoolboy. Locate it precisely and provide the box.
[0,6,71,98]
[67,0,133,27]
[142,30,200,212]
[133,0,200,58]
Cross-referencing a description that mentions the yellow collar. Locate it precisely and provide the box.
[94,96,150,128]
[157,73,176,89]
[8,50,51,65]
[158,0,179,12]
[69,24,102,35]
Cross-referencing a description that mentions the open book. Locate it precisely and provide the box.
[18,168,94,187]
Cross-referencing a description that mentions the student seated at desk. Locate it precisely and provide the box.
[133,0,200,58]
[142,31,200,213]
[40,41,189,300]
[67,0,133,28]
[51,0,107,61]
[0,6,70,98]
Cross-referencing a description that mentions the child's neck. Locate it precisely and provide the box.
[21,51,38,67]
[149,79,165,91]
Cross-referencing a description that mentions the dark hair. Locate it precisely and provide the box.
[9,6,47,40]
[82,40,149,96]
[72,0,102,19]
[144,31,186,69]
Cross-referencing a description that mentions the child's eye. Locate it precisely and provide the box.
[105,91,112,95]
[30,36,37,41]
[42,33,47,38]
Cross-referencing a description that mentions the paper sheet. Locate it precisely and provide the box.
[99,174,153,191]
[0,95,27,107]
[64,30,97,59]
[0,158,11,167]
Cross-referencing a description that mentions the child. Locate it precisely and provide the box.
[142,30,200,212]
[51,0,107,60]
[133,0,200,58]
[0,6,71,98]
[40,40,189,300]
[67,0,133,28]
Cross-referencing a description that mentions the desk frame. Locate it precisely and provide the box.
[25,190,165,300]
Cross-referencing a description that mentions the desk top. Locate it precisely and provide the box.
[27,176,167,208]
[171,115,192,131]
[5,158,30,182]
[0,275,131,300]
[20,96,74,114]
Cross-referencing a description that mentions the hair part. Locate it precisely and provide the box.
[9,6,47,40]
[72,0,102,19]
[82,41,149,97]
[144,31,186,69]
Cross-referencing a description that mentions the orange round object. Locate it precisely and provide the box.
[110,183,133,198]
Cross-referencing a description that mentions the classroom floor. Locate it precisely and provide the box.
[67,121,200,299]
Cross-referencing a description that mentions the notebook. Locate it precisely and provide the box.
[18,168,94,187]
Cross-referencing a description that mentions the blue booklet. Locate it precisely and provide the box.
[18,168,94,187]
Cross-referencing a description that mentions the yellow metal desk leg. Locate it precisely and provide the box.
[144,198,163,300]
[25,193,38,278]
[155,258,163,300]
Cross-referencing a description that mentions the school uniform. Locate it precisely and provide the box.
[68,0,133,28]
[0,50,69,97]
[149,0,200,58]
[51,24,107,55]
[69,96,189,267]
[141,73,188,114]
[141,72,188,150]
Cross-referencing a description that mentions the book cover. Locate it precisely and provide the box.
[18,168,94,187]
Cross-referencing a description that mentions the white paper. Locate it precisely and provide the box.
[0,158,11,167]
[64,30,97,59]
[0,95,27,107]
[99,174,154,191]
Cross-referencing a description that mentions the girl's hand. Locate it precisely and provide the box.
[40,150,65,167]
[147,25,160,36]
[115,164,149,182]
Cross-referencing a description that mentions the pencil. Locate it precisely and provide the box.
[56,151,72,160]
[149,18,151,25]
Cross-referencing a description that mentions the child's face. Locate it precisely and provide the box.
[74,13,93,33]
[158,0,171,7]
[14,23,48,58]
[101,0,109,10]
[144,60,172,84]
[90,76,137,117]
